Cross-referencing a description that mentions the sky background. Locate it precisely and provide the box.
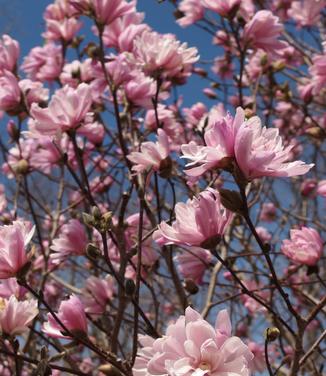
[0,0,218,107]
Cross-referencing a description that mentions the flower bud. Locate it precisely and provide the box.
[265,327,280,342]
[219,189,245,214]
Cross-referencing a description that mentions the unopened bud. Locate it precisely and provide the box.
[219,189,245,214]
[86,243,101,259]
[125,279,136,296]
[98,364,123,376]
[183,279,199,294]
[92,206,102,220]
[305,127,325,140]
[82,212,94,227]
[14,159,29,175]
[265,327,280,342]
[158,156,172,179]
[272,61,286,72]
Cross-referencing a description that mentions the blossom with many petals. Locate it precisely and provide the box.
[243,10,288,56]
[288,0,326,28]
[127,129,171,175]
[133,306,253,376]
[177,0,205,27]
[153,188,233,248]
[43,295,88,339]
[50,219,88,264]
[93,0,136,25]
[0,70,21,112]
[21,43,63,82]
[0,221,34,279]
[309,52,326,95]
[31,83,93,136]
[0,295,38,336]
[281,227,323,266]
[202,0,240,17]
[0,35,20,72]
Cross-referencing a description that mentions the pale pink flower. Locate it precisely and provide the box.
[234,113,314,179]
[212,56,234,79]
[78,121,105,145]
[43,295,88,339]
[123,71,156,108]
[133,30,199,80]
[309,52,326,95]
[0,295,38,336]
[43,14,82,42]
[153,188,233,248]
[127,129,170,174]
[0,35,20,72]
[21,43,63,82]
[0,221,35,279]
[29,137,62,174]
[18,79,49,106]
[50,219,88,264]
[0,278,27,300]
[101,12,148,52]
[82,275,115,315]
[0,70,21,112]
[248,342,266,373]
[288,0,326,27]
[260,203,277,222]
[60,59,95,88]
[243,10,288,56]
[183,102,207,129]
[240,281,269,315]
[31,83,93,136]
[202,0,241,17]
[93,0,136,25]
[317,180,326,197]
[281,227,323,266]
[177,0,205,27]
[175,247,212,284]
[133,306,253,376]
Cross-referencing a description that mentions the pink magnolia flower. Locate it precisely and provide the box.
[288,0,326,28]
[82,275,115,315]
[202,0,241,17]
[0,221,35,279]
[183,102,207,129]
[0,278,27,300]
[243,10,288,56]
[0,35,20,72]
[133,306,253,376]
[309,52,326,95]
[256,226,272,243]
[153,188,233,248]
[50,219,88,264]
[100,12,149,52]
[123,71,156,108]
[0,70,21,112]
[133,30,199,80]
[248,342,266,373]
[0,295,38,336]
[175,247,212,284]
[93,0,136,25]
[240,281,269,315]
[31,83,93,136]
[43,295,88,339]
[127,129,170,175]
[281,227,323,266]
[177,0,205,27]
[60,59,95,88]
[317,180,326,197]
[18,79,49,106]
[21,43,63,82]
[300,179,317,197]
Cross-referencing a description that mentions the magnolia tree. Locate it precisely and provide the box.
[0,0,325,375]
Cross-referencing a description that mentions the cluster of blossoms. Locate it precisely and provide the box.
[0,0,324,374]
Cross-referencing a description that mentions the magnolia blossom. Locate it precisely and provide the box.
[127,129,170,175]
[0,70,21,112]
[317,180,326,197]
[181,107,314,180]
[43,295,88,339]
[0,278,27,300]
[175,247,212,284]
[153,188,233,248]
[60,59,95,88]
[281,227,323,266]
[0,35,20,72]
[0,221,35,279]
[202,0,240,17]
[18,79,49,106]
[309,52,326,95]
[43,12,82,42]
[288,0,326,27]
[133,307,253,375]
[50,219,88,264]
[0,295,38,336]
[93,0,136,25]
[133,30,199,80]
[31,83,93,136]
[82,275,115,315]
[21,43,63,82]
[243,10,288,56]
[260,203,277,222]
[177,0,205,27]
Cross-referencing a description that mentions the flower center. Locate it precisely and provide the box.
[198,361,211,371]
